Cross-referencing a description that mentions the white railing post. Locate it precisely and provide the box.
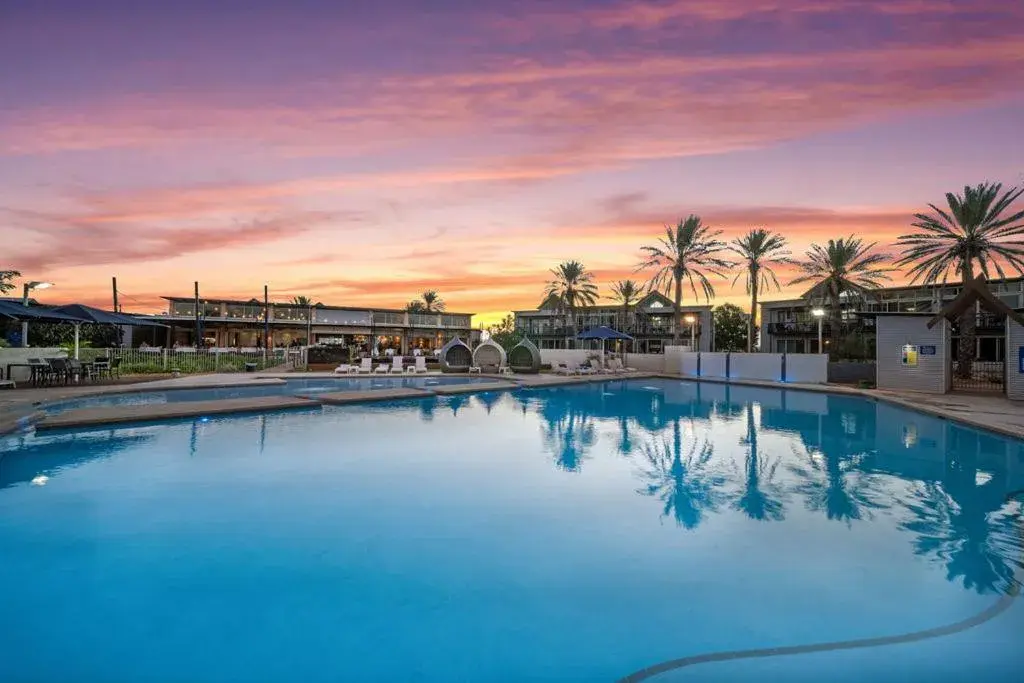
[162,348,169,371]
[214,349,220,371]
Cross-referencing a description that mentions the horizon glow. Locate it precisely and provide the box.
[3,0,1024,326]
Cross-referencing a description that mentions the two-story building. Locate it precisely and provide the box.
[133,295,477,353]
[759,276,1024,360]
[513,291,714,352]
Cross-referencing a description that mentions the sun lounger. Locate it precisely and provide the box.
[468,365,482,374]
[554,362,573,375]
[374,362,389,374]
[576,362,596,376]
[334,364,351,374]
[356,358,373,374]
[412,356,428,374]
[390,356,404,374]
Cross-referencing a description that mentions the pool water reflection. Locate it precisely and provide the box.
[1,378,1022,682]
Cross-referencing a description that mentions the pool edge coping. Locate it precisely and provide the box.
[4,372,1023,441]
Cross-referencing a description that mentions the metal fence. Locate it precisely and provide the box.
[950,360,1005,393]
[79,347,293,374]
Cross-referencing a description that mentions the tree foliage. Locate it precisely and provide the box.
[712,303,748,351]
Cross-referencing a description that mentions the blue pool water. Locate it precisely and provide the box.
[41,375,491,414]
[2,379,1023,682]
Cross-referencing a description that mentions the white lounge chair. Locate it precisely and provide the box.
[612,358,638,373]
[374,362,389,374]
[468,365,482,374]
[498,365,513,376]
[412,356,428,374]
[390,356,403,374]
[576,361,596,376]
[356,358,373,374]
[334,363,351,374]
[554,362,573,376]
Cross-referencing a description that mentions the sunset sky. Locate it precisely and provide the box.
[3,0,1023,326]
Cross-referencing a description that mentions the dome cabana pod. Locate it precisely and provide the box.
[508,336,541,374]
[439,336,473,373]
[472,338,507,372]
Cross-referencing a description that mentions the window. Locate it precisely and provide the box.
[776,339,804,354]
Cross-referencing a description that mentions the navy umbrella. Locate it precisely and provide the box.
[576,326,634,363]
[0,300,90,323]
[48,304,166,358]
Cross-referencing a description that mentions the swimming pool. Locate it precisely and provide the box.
[41,375,492,414]
[2,378,1022,682]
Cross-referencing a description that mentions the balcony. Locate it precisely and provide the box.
[515,323,699,338]
[766,321,868,336]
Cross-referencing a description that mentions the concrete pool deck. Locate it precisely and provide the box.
[2,370,1023,439]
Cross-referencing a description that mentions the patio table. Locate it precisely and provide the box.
[5,363,46,387]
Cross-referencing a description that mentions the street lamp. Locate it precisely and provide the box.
[811,308,825,353]
[21,281,53,347]
[684,314,696,350]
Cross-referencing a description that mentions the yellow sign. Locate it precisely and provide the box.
[901,344,918,367]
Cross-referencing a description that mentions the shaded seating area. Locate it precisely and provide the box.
[439,337,473,373]
[508,336,541,374]
[472,338,506,373]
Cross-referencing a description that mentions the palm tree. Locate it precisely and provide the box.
[608,279,641,333]
[290,295,312,306]
[545,260,599,348]
[789,237,892,352]
[420,290,446,312]
[405,300,427,313]
[0,269,20,295]
[895,183,1024,379]
[639,215,732,345]
[788,444,885,525]
[729,228,791,352]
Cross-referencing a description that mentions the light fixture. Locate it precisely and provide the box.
[811,308,825,318]
[28,281,53,291]
[684,314,696,323]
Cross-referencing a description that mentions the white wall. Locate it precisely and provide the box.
[1007,320,1024,401]
[677,352,699,376]
[0,348,68,382]
[785,354,829,384]
[876,316,950,394]
[730,353,783,381]
[538,349,666,372]
[699,352,728,378]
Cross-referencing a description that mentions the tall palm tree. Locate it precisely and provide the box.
[729,228,791,352]
[895,183,1024,379]
[420,290,446,312]
[290,295,313,306]
[608,279,641,332]
[789,237,892,352]
[639,215,732,345]
[545,260,599,348]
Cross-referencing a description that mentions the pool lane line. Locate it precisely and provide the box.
[617,490,1024,683]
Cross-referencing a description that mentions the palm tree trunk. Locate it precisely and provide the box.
[829,289,841,359]
[748,276,758,353]
[673,276,683,345]
[958,265,975,379]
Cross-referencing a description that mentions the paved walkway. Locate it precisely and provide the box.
[3,370,1023,439]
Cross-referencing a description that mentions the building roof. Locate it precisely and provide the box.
[160,295,473,316]
[761,274,1024,308]
[927,276,1024,329]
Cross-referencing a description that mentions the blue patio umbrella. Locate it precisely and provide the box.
[47,304,165,359]
[576,326,634,361]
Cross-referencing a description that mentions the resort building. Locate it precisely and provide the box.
[760,276,1024,360]
[133,295,478,353]
[513,291,714,353]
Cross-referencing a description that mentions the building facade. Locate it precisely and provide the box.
[760,277,1024,360]
[513,291,714,352]
[134,296,477,353]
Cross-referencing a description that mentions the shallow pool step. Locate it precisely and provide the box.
[429,381,518,395]
[36,396,321,430]
[310,388,433,405]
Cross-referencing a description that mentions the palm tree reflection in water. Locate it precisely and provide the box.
[788,444,885,525]
[733,404,787,522]
[540,397,596,472]
[635,418,727,529]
